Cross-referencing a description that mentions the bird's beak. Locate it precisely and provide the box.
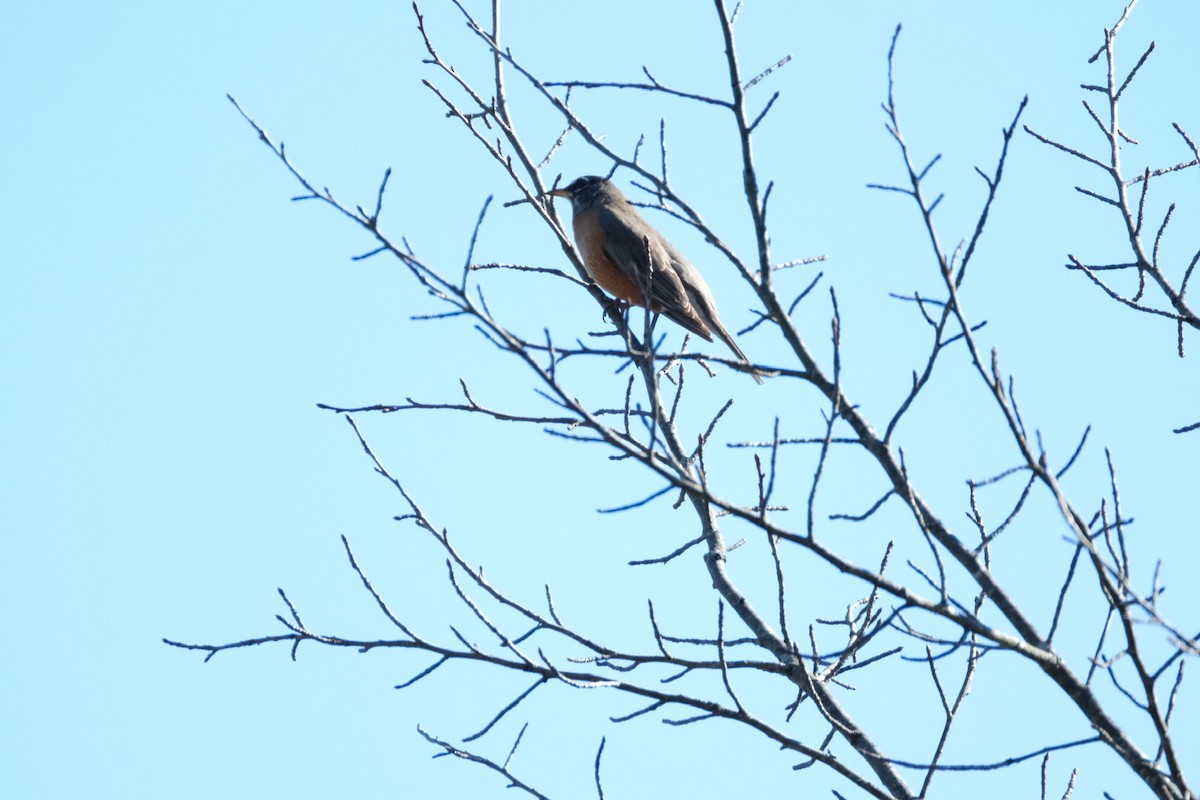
[541,187,572,199]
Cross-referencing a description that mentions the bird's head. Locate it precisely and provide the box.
[541,175,619,211]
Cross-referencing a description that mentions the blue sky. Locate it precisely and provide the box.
[3,2,1198,798]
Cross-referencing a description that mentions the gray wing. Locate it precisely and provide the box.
[662,238,761,382]
[596,203,713,340]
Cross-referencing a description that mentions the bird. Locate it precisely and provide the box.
[543,175,763,384]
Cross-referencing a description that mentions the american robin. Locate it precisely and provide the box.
[544,176,763,384]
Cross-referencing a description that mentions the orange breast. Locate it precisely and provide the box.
[574,210,648,307]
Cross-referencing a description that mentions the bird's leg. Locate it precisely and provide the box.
[601,296,631,327]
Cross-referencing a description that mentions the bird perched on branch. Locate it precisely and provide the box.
[542,175,763,384]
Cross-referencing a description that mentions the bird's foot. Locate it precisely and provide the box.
[601,297,630,326]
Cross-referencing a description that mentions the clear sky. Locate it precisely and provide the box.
[3,2,1197,798]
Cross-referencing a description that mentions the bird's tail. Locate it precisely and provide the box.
[717,332,765,385]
